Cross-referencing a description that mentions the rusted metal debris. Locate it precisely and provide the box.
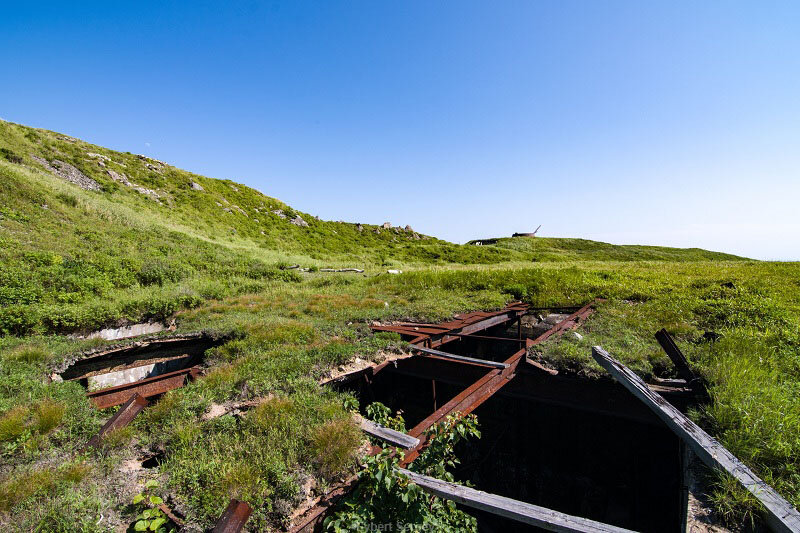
[158,504,185,528]
[654,328,697,383]
[371,302,528,349]
[212,499,253,533]
[87,366,201,409]
[296,301,608,530]
[85,393,148,448]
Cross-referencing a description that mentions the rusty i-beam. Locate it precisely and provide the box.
[85,393,148,449]
[212,499,253,533]
[86,366,201,409]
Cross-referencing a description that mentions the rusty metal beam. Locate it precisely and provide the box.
[371,302,529,348]
[85,393,148,448]
[212,499,252,533]
[655,329,696,383]
[440,332,526,344]
[87,366,201,409]
[401,346,526,465]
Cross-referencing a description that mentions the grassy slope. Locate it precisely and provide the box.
[0,120,796,531]
[482,236,744,262]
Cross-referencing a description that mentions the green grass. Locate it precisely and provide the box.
[0,119,796,530]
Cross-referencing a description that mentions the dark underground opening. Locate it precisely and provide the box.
[452,376,683,532]
[435,335,524,363]
[328,355,686,533]
[141,451,166,469]
[328,359,469,430]
[60,334,223,390]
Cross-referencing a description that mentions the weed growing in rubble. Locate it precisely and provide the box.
[324,413,480,533]
[131,480,176,533]
[365,401,405,432]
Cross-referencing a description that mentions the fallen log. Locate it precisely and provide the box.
[319,268,364,273]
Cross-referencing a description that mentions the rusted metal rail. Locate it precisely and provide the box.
[85,393,148,448]
[371,302,529,349]
[87,366,201,408]
[212,499,253,533]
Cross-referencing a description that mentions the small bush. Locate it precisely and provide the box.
[0,147,23,164]
[137,261,189,286]
[55,192,78,207]
[0,462,89,512]
[249,396,296,432]
[310,418,361,479]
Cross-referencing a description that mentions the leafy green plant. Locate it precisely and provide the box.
[131,480,175,532]
[324,413,480,532]
[365,401,405,432]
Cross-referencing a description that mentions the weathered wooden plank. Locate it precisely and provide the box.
[357,416,420,449]
[591,346,800,533]
[397,468,636,533]
[412,345,509,369]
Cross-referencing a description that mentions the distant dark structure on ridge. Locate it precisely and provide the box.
[471,225,541,246]
[513,225,541,238]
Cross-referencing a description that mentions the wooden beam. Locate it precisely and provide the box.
[412,345,509,369]
[356,416,420,449]
[654,329,696,382]
[397,468,636,533]
[591,346,800,533]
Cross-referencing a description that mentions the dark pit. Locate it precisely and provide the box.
[59,334,222,391]
[329,347,690,532]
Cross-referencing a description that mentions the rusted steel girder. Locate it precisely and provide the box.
[85,393,148,448]
[371,302,528,348]
[401,346,526,465]
[303,302,597,530]
[212,499,253,533]
[655,328,696,383]
[87,366,201,409]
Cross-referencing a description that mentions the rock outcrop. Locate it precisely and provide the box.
[32,155,101,191]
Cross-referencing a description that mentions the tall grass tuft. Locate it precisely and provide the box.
[310,418,361,480]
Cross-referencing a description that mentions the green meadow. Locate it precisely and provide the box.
[1,120,797,531]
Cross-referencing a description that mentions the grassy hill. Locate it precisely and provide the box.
[471,236,744,262]
[0,120,742,336]
[0,120,797,532]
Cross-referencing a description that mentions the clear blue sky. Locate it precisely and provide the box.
[2,1,799,260]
